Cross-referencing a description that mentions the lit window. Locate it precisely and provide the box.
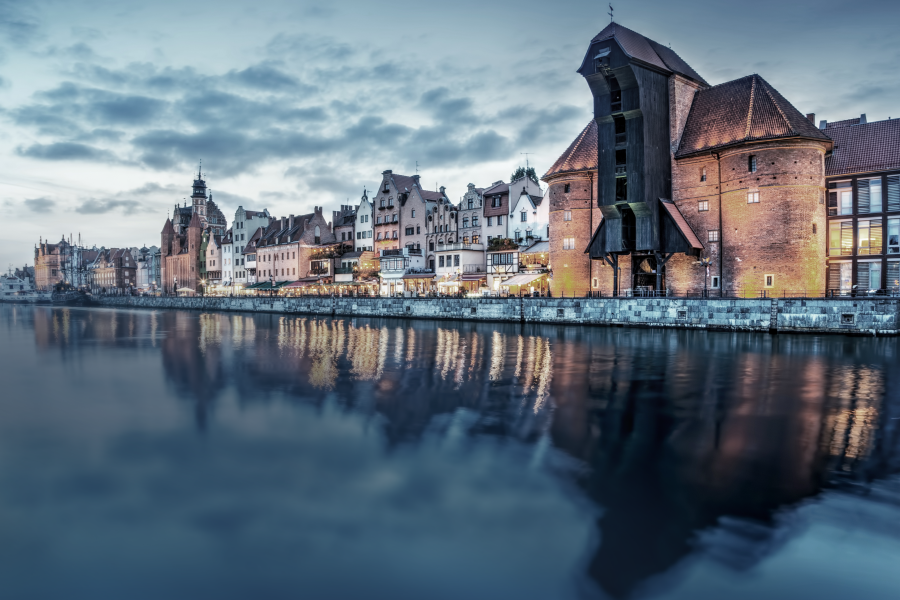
[858,219,883,256]
[888,218,899,254]
[564,210,572,221]
[698,200,709,212]
[708,230,719,242]
[748,191,759,203]
[563,236,576,250]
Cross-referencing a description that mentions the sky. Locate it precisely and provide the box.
[2,0,898,269]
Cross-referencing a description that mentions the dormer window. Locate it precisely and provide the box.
[748,155,757,173]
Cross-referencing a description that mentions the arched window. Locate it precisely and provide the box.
[748,155,757,173]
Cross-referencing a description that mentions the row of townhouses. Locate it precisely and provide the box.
[29,23,900,299]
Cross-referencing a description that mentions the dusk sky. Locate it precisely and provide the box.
[2,0,898,268]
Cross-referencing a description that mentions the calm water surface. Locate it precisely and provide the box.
[1,305,899,600]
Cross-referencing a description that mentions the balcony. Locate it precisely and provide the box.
[463,264,485,274]
[381,248,422,257]
[436,243,484,252]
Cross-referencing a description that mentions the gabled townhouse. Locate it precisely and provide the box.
[482,181,510,243]
[508,180,548,244]
[458,183,484,245]
[221,228,234,287]
[232,207,271,288]
[425,196,458,271]
[254,208,337,284]
[354,191,374,252]
[333,204,357,249]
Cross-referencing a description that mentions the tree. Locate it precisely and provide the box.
[510,166,539,185]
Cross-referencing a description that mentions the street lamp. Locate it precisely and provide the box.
[695,256,712,297]
[174,275,178,297]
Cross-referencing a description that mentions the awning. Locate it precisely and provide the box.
[461,273,486,281]
[500,273,545,287]
[660,199,704,250]
[402,272,435,280]
[281,280,312,288]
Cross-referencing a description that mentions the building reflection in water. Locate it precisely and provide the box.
[22,306,900,599]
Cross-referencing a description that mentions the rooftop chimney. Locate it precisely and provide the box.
[819,120,827,130]
[289,214,295,228]
[806,113,815,124]
[860,113,867,124]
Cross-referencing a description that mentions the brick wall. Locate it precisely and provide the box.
[671,140,828,295]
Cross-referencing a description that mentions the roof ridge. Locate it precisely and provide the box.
[744,75,756,140]
[758,76,793,135]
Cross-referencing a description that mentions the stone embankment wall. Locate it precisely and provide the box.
[92,296,900,336]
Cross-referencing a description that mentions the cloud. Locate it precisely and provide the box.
[74,198,145,215]
[23,197,55,212]
[34,42,103,62]
[225,64,303,91]
[17,142,118,162]
[419,87,479,125]
[0,0,42,45]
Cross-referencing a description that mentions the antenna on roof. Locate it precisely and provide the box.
[521,152,532,171]
[198,159,202,179]
[608,3,614,22]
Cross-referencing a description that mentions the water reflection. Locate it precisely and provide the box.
[4,305,900,599]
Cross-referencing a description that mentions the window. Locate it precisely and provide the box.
[829,221,852,256]
[392,214,398,223]
[388,198,394,208]
[468,199,474,209]
[417,226,421,234]
[764,274,774,288]
[492,197,501,207]
[380,199,386,208]
[564,210,572,221]
[837,189,852,215]
[463,237,469,244]
[405,227,414,235]
[454,255,460,267]
[392,231,397,239]
[377,232,382,240]
[748,155,757,173]
[487,217,493,226]
[357,232,361,240]
[439,256,445,268]
[473,235,480,244]
[701,167,707,182]
[889,218,899,254]
[708,230,719,242]
[497,215,503,226]
[592,277,599,289]
[748,191,759,203]
[412,210,416,217]
[711,276,720,288]
[472,216,479,227]
[463,218,469,228]
[563,236,575,250]
[858,262,882,291]
[564,183,571,193]
[698,200,709,212]
[521,212,527,222]
[859,178,883,214]
[858,219,883,255]
[812,223,817,235]
[367,231,372,238]
[429,241,434,251]
[376,216,382,224]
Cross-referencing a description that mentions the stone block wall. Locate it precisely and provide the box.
[94,295,899,335]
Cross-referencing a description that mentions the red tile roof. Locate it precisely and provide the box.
[676,75,831,158]
[825,118,900,177]
[580,22,707,85]
[542,120,598,180]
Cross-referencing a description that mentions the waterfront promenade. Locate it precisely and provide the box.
[96,295,900,336]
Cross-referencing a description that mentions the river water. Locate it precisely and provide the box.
[1,305,899,600]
